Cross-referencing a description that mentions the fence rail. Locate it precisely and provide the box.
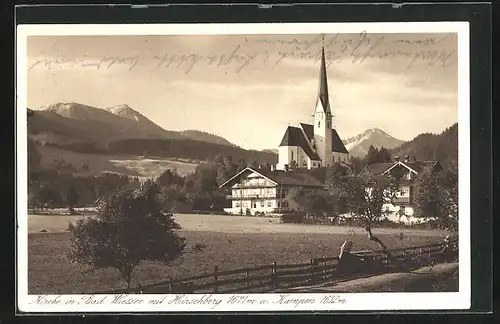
[104,236,458,294]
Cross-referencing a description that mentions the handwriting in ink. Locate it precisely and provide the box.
[27,31,456,74]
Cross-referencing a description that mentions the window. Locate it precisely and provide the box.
[282,200,289,208]
[318,121,321,128]
[291,150,294,161]
[260,201,265,207]
[235,202,240,207]
[267,201,272,207]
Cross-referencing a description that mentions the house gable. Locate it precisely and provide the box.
[219,167,277,188]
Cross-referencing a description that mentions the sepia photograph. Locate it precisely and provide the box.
[17,22,470,312]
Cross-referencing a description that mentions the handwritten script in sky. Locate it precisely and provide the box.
[28,32,457,74]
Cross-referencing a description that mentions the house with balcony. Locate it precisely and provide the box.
[358,155,443,217]
[219,166,324,216]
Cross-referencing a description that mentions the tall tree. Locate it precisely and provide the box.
[365,145,379,165]
[344,175,396,255]
[348,156,365,174]
[377,147,392,163]
[413,166,457,231]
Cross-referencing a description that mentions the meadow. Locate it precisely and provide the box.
[38,145,199,179]
[27,214,448,294]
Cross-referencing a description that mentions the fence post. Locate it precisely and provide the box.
[310,258,316,284]
[214,266,219,293]
[271,262,277,288]
[168,277,173,292]
[245,271,250,289]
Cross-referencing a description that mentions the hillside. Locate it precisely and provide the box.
[107,138,278,165]
[179,130,237,147]
[342,128,405,157]
[390,123,458,167]
[28,103,276,165]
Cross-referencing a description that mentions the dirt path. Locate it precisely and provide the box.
[277,262,459,293]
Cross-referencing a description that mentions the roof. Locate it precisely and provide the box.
[358,163,395,178]
[300,123,314,142]
[219,167,325,188]
[298,123,348,154]
[404,161,441,173]
[359,160,441,178]
[317,42,331,114]
[331,129,349,154]
[279,126,321,161]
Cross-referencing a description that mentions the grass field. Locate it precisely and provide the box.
[27,214,449,294]
[38,145,199,179]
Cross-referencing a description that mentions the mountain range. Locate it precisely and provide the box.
[29,102,238,148]
[28,102,456,166]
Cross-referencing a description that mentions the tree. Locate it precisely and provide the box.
[377,147,392,163]
[348,156,365,174]
[28,139,42,174]
[413,170,444,218]
[67,181,186,290]
[157,169,183,187]
[66,186,79,214]
[325,163,348,191]
[250,160,260,170]
[214,155,237,185]
[286,188,331,223]
[36,185,61,210]
[413,166,457,231]
[344,175,395,254]
[438,163,458,231]
[365,145,379,165]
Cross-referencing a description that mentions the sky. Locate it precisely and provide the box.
[26,32,458,150]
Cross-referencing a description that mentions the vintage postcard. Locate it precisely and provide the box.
[17,22,470,313]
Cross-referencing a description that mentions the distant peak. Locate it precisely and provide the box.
[107,104,135,113]
[106,104,143,122]
[365,127,386,134]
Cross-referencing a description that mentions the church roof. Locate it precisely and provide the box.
[331,129,349,154]
[299,123,349,154]
[300,123,314,141]
[279,126,321,161]
[317,38,331,114]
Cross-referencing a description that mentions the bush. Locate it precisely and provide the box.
[280,212,304,224]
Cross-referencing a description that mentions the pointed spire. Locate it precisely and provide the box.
[318,34,331,114]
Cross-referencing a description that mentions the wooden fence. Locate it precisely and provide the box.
[105,236,458,294]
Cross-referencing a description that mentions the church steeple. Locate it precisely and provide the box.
[317,35,331,114]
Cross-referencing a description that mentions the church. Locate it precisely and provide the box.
[277,38,349,171]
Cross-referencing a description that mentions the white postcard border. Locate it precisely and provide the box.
[16,22,470,313]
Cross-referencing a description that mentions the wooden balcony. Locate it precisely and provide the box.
[226,193,288,200]
[392,197,411,205]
